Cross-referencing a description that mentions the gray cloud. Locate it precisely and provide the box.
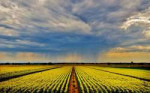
[0,0,150,60]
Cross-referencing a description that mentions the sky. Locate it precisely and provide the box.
[0,0,150,63]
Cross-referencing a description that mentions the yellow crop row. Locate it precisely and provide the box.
[75,66,150,93]
[0,65,61,81]
[87,66,150,80]
[0,66,149,93]
[0,66,72,93]
[0,65,53,75]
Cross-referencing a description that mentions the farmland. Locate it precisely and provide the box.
[0,66,72,93]
[0,65,61,82]
[87,66,150,80]
[75,66,150,93]
[0,64,150,93]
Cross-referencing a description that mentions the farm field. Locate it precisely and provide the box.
[0,65,59,74]
[0,65,61,82]
[0,65,150,93]
[0,66,72,93]
[87,66,150,80]
[75,66,150,93]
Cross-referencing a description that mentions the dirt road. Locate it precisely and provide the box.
[69,67,79,93]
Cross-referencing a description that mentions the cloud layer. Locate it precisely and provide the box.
[0,0,150,62]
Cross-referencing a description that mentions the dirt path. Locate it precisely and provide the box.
[69,67,79,93]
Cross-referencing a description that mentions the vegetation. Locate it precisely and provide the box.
[0,65,150,93]
[0,66,72,93]
[0,65,60,82]
[88,66,150,80]
[75,66,150,93]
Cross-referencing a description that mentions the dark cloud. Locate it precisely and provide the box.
[0,0,150,62]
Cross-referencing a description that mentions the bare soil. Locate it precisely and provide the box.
[69,67,79,93]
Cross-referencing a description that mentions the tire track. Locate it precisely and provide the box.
[0,66,62,82]
[88,67,150,82]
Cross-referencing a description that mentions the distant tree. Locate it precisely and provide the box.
[48,62,52,64]
[107,62,110,65]
[27,62,30,64]
[131,61,133,64]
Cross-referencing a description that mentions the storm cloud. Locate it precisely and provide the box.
[0,0,150,62]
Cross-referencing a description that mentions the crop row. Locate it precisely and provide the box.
[0,66,149,93]
[0,66,72,93]
[0,65,53,75]
[75,66,150,93]
[0,65,60,82]
[87,66,150,80]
